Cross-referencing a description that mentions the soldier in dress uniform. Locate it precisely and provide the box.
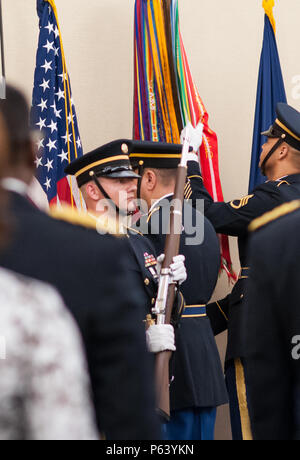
[65,142,187,359]
[129,142,228,441]
[241,200,300,440]
[184,103,300,439]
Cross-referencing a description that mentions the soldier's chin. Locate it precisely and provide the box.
[127,200,137,213]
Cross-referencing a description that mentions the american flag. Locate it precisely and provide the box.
[31,0,83,208]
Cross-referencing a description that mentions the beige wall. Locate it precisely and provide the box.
[3,0,300,440]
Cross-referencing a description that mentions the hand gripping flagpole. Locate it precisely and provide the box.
[153,123,203,420]
[0,0,6,99]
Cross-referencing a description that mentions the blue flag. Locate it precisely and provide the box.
[248,13,287,192]
[31,0,83,207]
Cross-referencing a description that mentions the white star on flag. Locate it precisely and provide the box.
[44,177,51,191]
[45,158,54,172]
[58,73,66,82]
[36,138,45,150]
[41,59,53,73]
[58,150,69,163]
[44,21,54,35]
[47,120,58,133]
[67,113,74,124]
[39,79,50,93]
[37,98,48,112]
[35,156,43,168]
[43,39,54,54]
[50,102,62,119]
[61,132,72,144]
[55,108,62,119]
[36,117,47,130]
[46,138,57,152]
[76,137,82,149]
[55,87,65,101]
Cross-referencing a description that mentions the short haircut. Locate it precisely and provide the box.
[288,144,300,169]
[146,168,177,187]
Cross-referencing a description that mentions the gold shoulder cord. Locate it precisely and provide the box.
[50,205,123,236]
[147,207,161,223]
[249,200,300,232]
[277,180,290,188]
[50,205,97,230]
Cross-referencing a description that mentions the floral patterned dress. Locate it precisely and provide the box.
[0,268,97,440]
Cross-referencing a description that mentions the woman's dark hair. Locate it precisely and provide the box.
[0,86,26,247]
[0,85,31,165]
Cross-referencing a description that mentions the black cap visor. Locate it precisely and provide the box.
[97,166,140,179]
[261,125,282,138]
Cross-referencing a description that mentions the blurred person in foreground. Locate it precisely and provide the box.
[241,201,300,440]
[0,108,97,440]
[0,84,160,440]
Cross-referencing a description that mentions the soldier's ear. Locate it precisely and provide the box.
[86,182,101,201]
[145,169,157,191]
[279,144,289,161]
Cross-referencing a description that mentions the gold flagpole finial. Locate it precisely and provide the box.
[262,0,276,34]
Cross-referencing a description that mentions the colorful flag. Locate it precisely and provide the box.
[31,0,83,208]
[134,0,235,279]
[248,0,287,192]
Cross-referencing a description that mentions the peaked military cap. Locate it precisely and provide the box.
[129,140,193,169]
[65,139,140,187]
[262,103,300,151]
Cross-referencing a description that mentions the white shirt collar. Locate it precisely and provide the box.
[149,193,174,214]
[1,178,29,196]
[275,175,288,182]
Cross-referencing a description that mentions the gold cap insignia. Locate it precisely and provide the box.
[121,143,129,154]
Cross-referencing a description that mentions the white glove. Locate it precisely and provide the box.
[157,254,187,286]
[146,324,176,353]
[181,121,204,157]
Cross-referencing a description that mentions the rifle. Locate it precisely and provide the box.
[152,124,202,420]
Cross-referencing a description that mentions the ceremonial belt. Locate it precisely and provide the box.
[182,304,207,318]
[239,267,250,280]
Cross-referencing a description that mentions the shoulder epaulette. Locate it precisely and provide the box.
[50,206,97,230]
[249,200,300,232]
[50,206,123,236]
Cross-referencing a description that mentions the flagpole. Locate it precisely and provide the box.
[0,0,6,99]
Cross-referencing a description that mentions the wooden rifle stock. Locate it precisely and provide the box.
[155,165,188,420]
